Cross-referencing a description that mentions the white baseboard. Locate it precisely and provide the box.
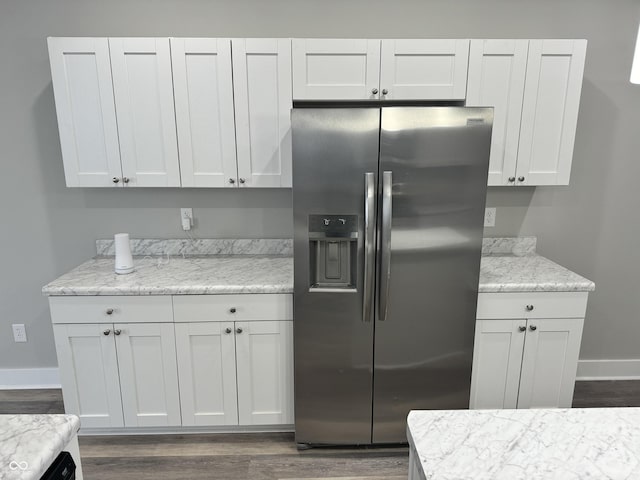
[0,367,61,389]
[576,359,640,380]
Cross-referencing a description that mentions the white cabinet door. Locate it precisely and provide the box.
[171,38,238,188]
[109,38,180,187]
[380,39,469,100]
[467,40,528,186]
[517,318,584,408]
[292,39,381,100]
[233,38,293,188]
[469,319,526,409]
[115,323,181,427]
[53,324,124,428]
[235,321,294,425]
[47,38,122,187]
[516,39,587,186]
[175,322,238,426]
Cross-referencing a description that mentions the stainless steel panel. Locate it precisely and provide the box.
[292,108,380,445]
[363,173,376,323]
[372,107,493,443]
[378,171,393,322]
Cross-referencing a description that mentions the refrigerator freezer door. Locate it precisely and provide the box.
[292,108,380,445]
[372,107,493,443]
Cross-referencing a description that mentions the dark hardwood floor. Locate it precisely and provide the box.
[1,381,639,479]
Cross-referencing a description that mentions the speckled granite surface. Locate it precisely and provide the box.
[482,236,536,256]
[96,238,292,256]
[0,414,79,480]
[407,408,640,480]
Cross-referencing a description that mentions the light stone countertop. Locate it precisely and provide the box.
[407,408,640,480]
[0,414,80,480]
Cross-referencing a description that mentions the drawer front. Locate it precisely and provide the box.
[476,292,588,320]
[49,296,173,324]
[173,294,293,322]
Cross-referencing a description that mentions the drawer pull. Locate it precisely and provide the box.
[525,305,534,312]
[103,329,111,336]
[229,307,237,313]
[106,308,114,315]
[529,325,537,331]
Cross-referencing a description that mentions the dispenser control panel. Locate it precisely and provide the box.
[308,214,358,239]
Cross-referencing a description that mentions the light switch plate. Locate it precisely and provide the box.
[484,208,496,227]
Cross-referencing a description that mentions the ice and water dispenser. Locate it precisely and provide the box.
[308,214,358,291]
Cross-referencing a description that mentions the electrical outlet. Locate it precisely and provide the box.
[12,324,27,343]
[180,208,193,231]
[484,208,496,227]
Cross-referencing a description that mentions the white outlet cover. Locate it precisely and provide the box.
[484,208,496,227]
[12,324,27,343]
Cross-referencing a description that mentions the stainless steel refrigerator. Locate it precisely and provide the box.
[292,106,493,446]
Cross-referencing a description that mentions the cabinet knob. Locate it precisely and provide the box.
[508,176,516,183]
[114,329,122,336]
[103,329,111,336]
[112,177,120,184]
[122,177,130,184]
[518,176,525,182]
[106,308,114,315]
[239,178,246,184]
[371,88,379,95]
[225,328,232,334]
[525,305,534,312]
[229,178,236,184]
[382,88,389,95]
[230,307,237,313]
[518,326,526,332]
[236,327,243,334]
[529,325,537,331]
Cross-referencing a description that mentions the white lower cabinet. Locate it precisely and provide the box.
[470,292,587,409]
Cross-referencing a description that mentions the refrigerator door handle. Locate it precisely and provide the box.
[379,171,392,321]
[362,172,376,323]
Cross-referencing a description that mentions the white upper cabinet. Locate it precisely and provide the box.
[516,39,587,186]
[380,39,469,100]
[109,38,181,187]
[233,38,293,187]
[292,39,381,100]
[171,38,238,188]
[47,38,122,187]
[467,40,528,186]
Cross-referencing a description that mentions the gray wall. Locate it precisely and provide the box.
[0,0,637,369]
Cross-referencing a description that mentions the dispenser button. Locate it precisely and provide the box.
[338,218,346,225]
[323,218,331,226]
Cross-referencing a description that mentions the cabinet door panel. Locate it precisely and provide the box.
[292,39,380,100]
[516,39,587,185]
[171,38,238,187]
[380,39,469,100]
[109,38,180,187]
[517,318,584,408]
[469,319,525,409]
[115,323,181,427]
[53,324,124,428]
[233,38,292,187]
[47,38,122,187]
[467,39,528,186]
[175,322,238,426]
[236,321,294,425]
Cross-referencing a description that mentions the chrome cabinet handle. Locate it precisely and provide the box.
[112,177,120,184]
[229,178,236,184]
[363,172,376,323]
[225,328,232,334]
[114,329,122,335]
[371,88,379,95]
[229,307,236,313]
[103,329,111,336]
[525,305,534,312]
[382,89,389,95]
[239,178,246,184]
[122,177,130,184]
[518,176,525,182]
[379,171,393,322]
[518,326,526,332]
[106,308,114,315]
[236,327,243,334]
[529,325,537,331]
[508,177,516,183]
